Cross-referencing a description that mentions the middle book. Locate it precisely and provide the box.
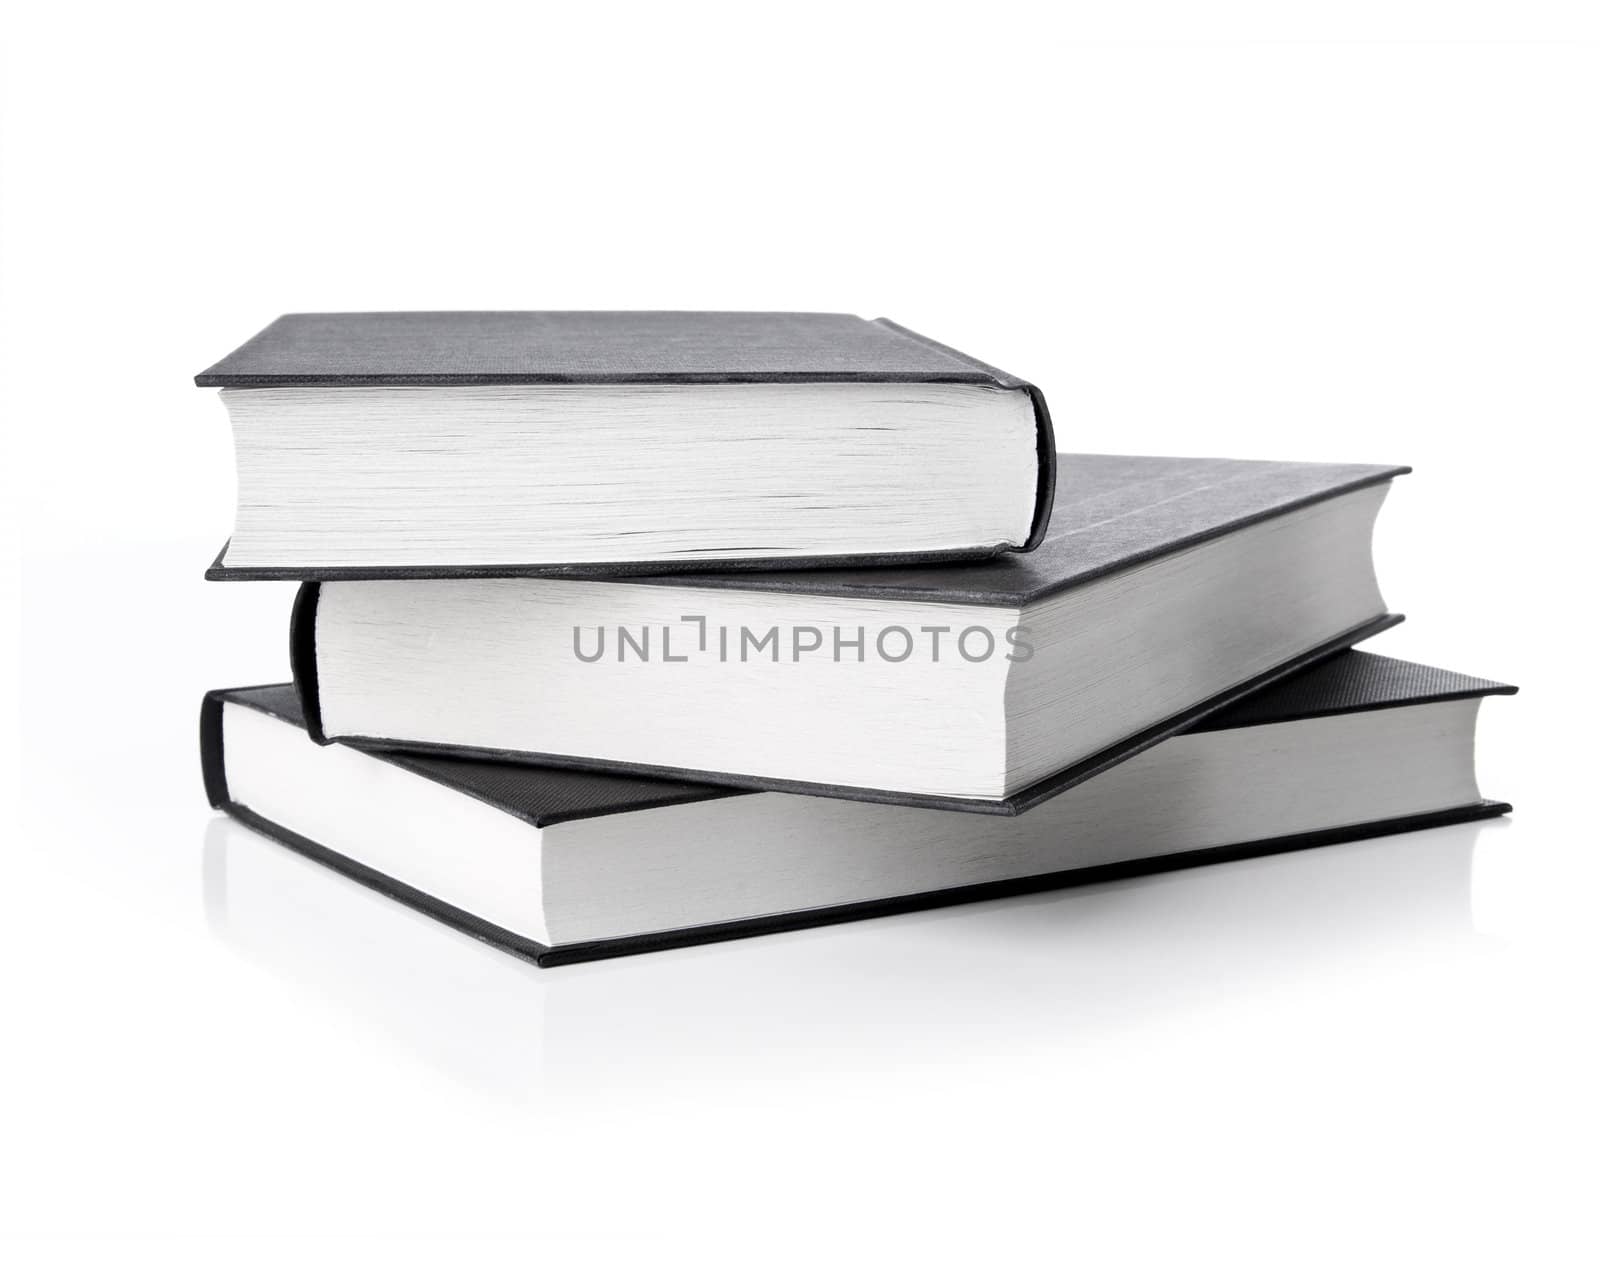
[288,453,1406,815]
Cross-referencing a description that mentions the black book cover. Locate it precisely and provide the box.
[198,311,1057,577]
[291,453,1410,814]
[203,652,1515,967]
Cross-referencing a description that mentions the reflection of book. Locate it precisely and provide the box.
[203,816,1491,1099]
[201,651,1513,966]
[203,819,550,1095]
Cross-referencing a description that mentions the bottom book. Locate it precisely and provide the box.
[200,651,1514,967]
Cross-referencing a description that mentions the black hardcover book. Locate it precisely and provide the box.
[203,651,1515,967]
[197,311,1055,578]
[293,453,1409,814]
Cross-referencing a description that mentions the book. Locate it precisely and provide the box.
[196,311,1055,577]
[201,651,1515,967]
[291,452,1409,813]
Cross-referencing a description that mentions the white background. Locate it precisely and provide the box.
[2,4,1596,1274]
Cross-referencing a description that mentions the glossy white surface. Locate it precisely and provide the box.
[2,8,1596,1274]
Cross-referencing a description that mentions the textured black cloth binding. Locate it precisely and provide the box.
[196,311,1058,567]
[197,311,1037,386]
[1197,649,1517,732]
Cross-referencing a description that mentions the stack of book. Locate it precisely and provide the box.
[197,312,1515,965]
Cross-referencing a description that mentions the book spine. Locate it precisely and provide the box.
[199,692,230,808]
[871,318,1056,550]
[289,582,328,742]
[1019,384,1057,551]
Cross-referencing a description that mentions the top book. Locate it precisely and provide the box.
[196,311,1055,579]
